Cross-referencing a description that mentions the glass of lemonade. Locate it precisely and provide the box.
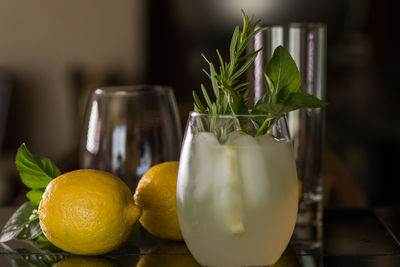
[177,112,298,267]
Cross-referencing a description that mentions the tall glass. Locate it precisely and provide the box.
[248,23,327,250]
[177,113,298,267]
[79,85,182,192]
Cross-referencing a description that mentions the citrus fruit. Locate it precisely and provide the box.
[53,256,118,267]
[298,179,303,201]
[137,242,201,267]
[134,161,182,240]
[38,169,142,255]
[273,246,301,267]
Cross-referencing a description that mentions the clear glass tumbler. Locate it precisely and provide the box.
[177,113,298,267]
[248,23,327,250]
[79,85,182,192]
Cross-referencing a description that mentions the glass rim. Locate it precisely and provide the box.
[91,84,173,96]
[189,111,284,119]
[259,22,326,29]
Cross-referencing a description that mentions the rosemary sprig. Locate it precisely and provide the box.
[193,10,268,116]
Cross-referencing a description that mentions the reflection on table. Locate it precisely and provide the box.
[1,208,400,266]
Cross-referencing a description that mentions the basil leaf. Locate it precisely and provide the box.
[264,46,301,95]
[16,143,61,189]
[1,243,63,267]
[253,91,327,122]
[254,102,291,115]
[277,87,291,103]
[286,92,328,109]
[0,201,44,243]
[0,244,34,267]
[0,202,33,242]
[26,189,45,208]
[17,218,42,241]
[264,73,274,101]
[35,156,62,179]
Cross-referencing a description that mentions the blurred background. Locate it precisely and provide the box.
[0,0,399,207]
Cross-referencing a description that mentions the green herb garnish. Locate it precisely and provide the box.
[16,144,61,207]
[0,144,141,257]
[1,242,65,267]
[194,10,327,138]
[0,144,61,252]
[194,10,268,116]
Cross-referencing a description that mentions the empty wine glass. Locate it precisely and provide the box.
[79,85,182,191]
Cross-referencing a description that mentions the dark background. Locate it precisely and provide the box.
[145,0,400,207]
[0,0,399,207]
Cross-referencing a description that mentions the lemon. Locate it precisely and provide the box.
[273,249,301,267]
[273,254,301,267]
[298,179,303,201]
[137,242,201,267]
[38,169,142,255]
[218,145,244,235]
[134,161,183,240]
[53,256,118,267]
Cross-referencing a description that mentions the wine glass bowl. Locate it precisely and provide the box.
[79,85,182,192]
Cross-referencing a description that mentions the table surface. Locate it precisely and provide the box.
[1,207,400,267]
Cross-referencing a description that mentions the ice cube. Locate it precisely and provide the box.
[192,132,219,201]
[229,133,269,208]
[227,131,257,147]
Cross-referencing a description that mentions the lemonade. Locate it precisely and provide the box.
[177,129,298,267]
[175,10,325,267]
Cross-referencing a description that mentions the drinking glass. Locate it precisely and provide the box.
[79,85,182,192]
[177,113,298,267]
[248,23,327,250]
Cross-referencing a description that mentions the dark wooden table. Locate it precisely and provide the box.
[1,207,400,266]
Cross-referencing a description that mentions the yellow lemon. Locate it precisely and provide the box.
[134,161,182,240]
[38,169,142,255]
[273,247,301,267]
[53,256,118,267]
[273,255,301,267]
[298,179,303,201]
[137,242,201,267]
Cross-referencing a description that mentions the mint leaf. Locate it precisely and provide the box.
[264,46,301,98]
[26,189,45,207]
[286,92,328,109]
[0,202,33,242]
[16,143,61,189]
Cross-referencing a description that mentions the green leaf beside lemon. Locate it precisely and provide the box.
[1,144,143,255]
[16,143,61,191]
[0,143,180,256]
[0,144,57,249]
